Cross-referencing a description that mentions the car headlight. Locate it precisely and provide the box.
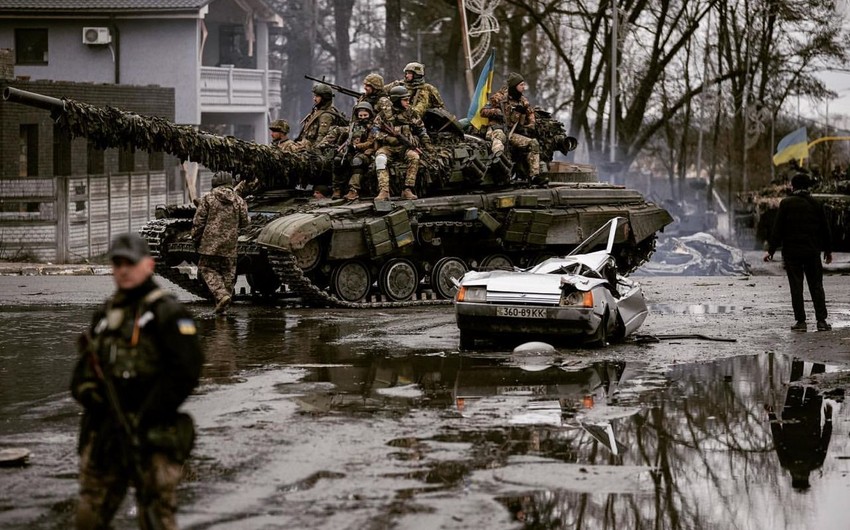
[456,286,487,302]
[560,289,593,307]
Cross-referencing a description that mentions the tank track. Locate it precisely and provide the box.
[140,217,213,300]
[267,249,453,309]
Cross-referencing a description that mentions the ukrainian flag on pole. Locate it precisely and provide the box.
[467,50,496,129]
[772,127,809,166]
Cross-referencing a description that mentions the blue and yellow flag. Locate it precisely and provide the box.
[467,50,496,129]
[773,127,809,166]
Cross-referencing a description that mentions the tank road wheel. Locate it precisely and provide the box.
[430,257,468,299]
[293,239,322,272]
[330,260,371,302]
[379,258,419,301]
[480,254,513,271]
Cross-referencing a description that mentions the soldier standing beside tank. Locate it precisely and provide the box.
[388,62,447,118]
[481,72,544,184]
[192,171,250,314]
[293,84,348,151]
[343,101,380,201]
[71,232,203,530]
[374,86,432,201]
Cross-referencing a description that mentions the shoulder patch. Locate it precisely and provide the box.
[177,318,197,335]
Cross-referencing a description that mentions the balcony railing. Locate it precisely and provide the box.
[200,66,282,109]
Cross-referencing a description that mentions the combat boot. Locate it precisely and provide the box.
[214,295,232,314]
[401,188,418,200]
[344,188,359,201]
[331,188,342,199]
[375,189,390,201]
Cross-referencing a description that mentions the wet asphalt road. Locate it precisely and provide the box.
[2,272,850,529]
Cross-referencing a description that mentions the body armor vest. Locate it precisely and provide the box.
[92,289,166,381]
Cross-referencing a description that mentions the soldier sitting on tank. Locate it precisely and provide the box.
[292,84,348,152]
[374,86,432,201]
[339,102,381,201]
[269,119,297,152]
[480,72,545,185]
[387,62,448,119]
[358,73,394,124]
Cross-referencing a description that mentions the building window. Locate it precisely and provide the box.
[87,140,104,174]
[118,145,135,173]
[219,24,256,69]
[15,28,48,65]
[19,124,38,176]
[53,124,71,176]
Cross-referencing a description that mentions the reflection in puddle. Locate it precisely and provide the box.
[289,352,850,528]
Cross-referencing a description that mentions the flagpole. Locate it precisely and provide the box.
[458,0,476,99]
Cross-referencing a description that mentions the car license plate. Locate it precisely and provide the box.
[497,385,547,396]
[496,306,546,318]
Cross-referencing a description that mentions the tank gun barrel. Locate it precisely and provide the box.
[3,86,66,113]
[2,87,308,189]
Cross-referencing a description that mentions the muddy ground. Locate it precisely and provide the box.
[1,254,850,529]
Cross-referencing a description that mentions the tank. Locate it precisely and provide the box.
[738,178,850,252]
[3,86,674,308]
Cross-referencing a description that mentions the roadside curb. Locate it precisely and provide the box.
[0,263,112,276]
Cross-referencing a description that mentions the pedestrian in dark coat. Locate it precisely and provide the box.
[192,171,249,313]
[764,173,833,331]
[71,233,203,529]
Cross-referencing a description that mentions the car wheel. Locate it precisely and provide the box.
[589,311,609,348]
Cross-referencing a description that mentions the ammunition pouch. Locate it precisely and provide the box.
[145,412,196,463]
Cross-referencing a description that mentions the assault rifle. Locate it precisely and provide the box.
[305,75,364,99]
[86,342,164,530]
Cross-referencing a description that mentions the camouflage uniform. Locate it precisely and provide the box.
[71,233,203,530]
[480,72,540,179]
[192,172,250,312]
[375,87,431,200]
[343,103,380,200]
[294,98,348,152]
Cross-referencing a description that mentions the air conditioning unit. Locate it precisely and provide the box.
[82,27,111,45]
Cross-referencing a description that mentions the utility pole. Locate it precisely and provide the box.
[457,0,476,99]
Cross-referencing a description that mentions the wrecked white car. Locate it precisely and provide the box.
[454,217,648,349]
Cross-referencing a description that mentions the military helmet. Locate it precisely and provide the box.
[211,171,234,188]
[269,119,290,134]
[312,84,334,98]
[389,85,410,104]
[353,101,375,116]
[364,73,384,90]
[404,62,425,77]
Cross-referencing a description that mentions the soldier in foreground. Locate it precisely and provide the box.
[481,72,544,184]
[388,62,447,118]
[192,171,250,314]
[374,86,432,201]
[71,233,203,529]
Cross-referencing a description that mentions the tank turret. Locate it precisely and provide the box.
[4,87,673,308]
